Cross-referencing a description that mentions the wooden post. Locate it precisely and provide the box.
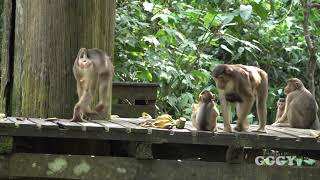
[1,0,116,119]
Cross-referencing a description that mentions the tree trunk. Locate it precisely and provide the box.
[0,0,116,119]
[302,0,317,96]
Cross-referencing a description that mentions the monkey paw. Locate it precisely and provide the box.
[223,127,232,133]
[234,124,248,132]
[71,117,83,122]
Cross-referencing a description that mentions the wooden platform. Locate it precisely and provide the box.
[1,117,320,180]
[0,117,319,150]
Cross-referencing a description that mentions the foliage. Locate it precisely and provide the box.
[115,0,320,123]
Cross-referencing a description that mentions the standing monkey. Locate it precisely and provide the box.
[275,98,286,121]
[212,64,268,132]
[192,90,219,131]
[71,48,114,122]
[272,78,320,129]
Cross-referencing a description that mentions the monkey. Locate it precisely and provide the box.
[272,78,320,129]
[71,48,114,122]
[212,64,268,132]
[275,98,286,121]
[191,90,219,131]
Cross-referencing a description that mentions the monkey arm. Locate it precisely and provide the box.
[276,94,294,123]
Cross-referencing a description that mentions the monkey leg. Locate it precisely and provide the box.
[234,99,254,132]
[221,98,232,133]
[95,75,111,113]
[71,105,84,122]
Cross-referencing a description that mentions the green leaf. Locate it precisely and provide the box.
[143,35,160,46]
[221,45,234,55]
[253,3,268,20]
[239,5,252,21]
[203,13,218,28]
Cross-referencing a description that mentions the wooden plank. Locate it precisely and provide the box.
[110,118,149,134]
[117,118,174,136]
[7,117,37,129]
[0,118,15,128]
[28,118,59,130]
[91,120,127,133]
[75,121,104,132]
[55,119,82,131]
[266,126,318,144]
[9,153,320,180]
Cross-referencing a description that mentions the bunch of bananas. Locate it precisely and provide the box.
[139,113,186,129]
[153,114,174,129]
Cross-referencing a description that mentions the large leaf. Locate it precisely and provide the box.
[239,5,252,21]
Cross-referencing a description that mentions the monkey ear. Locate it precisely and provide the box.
[294,82,301,89]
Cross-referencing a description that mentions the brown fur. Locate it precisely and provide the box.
[273,78,319,129]
[71,48,114,122]
[191,90,219,131]
[212,64,268,132]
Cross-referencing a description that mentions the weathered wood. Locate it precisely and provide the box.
[28,118,59,130]
[7,153,320,180]
[9,0,116,119]
[55,119,83,131]
[0,0,14,114]
[0,118,15,128]
[91,120,127,133]
[0,118,319,150]
[0,156,9,178]
[7,117,37,129]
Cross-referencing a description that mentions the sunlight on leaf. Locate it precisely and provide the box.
[240,5,252,21]
[143,1,154,12]
[221,44,234,55]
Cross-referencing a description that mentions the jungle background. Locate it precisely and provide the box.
[114,0,320,124]
[0,0,319,124]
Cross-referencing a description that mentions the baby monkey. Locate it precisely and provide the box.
[71,48,114,122]
[275,98,286,121]
[192,90,219,131]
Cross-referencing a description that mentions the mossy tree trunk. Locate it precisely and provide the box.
[0,0,116,119]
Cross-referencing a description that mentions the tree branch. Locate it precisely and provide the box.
[310,3,320,9]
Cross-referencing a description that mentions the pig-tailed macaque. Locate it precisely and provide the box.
[212,64,268,132]
[71,48,114,122]
[192,90,219,131]
[275,98,286,121]
[272,78,320,129]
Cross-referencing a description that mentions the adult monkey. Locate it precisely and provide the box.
[272,78,320,129]
[212,64,268,132]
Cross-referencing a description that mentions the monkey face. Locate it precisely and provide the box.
[277,101,285,110]
[284,78,304,94]
[78,58,93,69]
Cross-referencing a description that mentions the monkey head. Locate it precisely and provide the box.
[284,78,304,95]
[199,90,215,103]
[212,64,233,89]
[277,98,285,110]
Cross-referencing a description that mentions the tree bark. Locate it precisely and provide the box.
[0,0,15,114]
[1,0,115,119]
[302,0,317,96]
